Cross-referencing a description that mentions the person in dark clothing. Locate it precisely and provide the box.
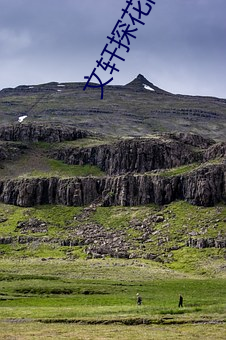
[178,294,183,307]
[137,293,142,305]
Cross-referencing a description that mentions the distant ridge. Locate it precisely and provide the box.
[124,74,171,94]
[0,73,226,140]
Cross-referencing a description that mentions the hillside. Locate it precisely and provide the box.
[0,124,226,207]
[0,82,226,335]
[0,78,225,269]
[0,124,225,267]
[0,74,226,140]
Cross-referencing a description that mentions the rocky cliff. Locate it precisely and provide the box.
[0,123,90,142]
[164,132,215,149]
[0,164,225,207]
[0,125,225,208]
[52,137,204,175]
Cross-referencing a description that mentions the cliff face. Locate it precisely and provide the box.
[52,138,203,175]
[0,164,225,207]
[0,125,225,208]
[0,124,89,142]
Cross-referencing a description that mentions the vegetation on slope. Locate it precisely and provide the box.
[0,201,225,277]
[0,141,105,179]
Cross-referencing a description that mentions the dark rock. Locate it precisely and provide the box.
[187,237,226,248]
[0,123,90,143]
[0,237,13,244]
[0,142,28,161]
[0,163,225,207]
[165,132,215,149]
[204,142,226,160]
[144,253,158,260]
[15,218,48,233]
[51,137,203,175]
[155,215,165,223]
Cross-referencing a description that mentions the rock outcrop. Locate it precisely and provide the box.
[52,138,203,176]
[0,123,90,143]
[204,142,226,160]
[0,164,225,207]
[165,132,215,149]
[0,127,225,208]
[187,237,226,249]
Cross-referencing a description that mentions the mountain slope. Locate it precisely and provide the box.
[0,74,226,140]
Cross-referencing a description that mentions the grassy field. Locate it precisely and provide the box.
[0,321,225,339]
[0,258,225,339]
[0,199,225,338]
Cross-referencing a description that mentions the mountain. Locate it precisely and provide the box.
[0,77,225,265]
[124,74,171,94]
[0,74,225,331]
[0,74,226,140]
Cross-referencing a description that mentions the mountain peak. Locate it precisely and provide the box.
[137,73,147,80]
[124,74,171,94]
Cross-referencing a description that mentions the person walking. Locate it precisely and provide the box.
[178,294,183,308]
[137,293,142,306]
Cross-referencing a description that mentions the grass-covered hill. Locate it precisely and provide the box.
[0,201,225,276]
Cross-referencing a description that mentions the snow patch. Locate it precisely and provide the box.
[29,86,34,89]
[143,84,155,91]
[57,84,65,87]
[18,115,27,123]
[57,89,62,92]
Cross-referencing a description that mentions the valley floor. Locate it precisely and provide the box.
[0,322,225,340]
[0,257,225,339]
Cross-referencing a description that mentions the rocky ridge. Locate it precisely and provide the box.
[1,74,226,140]
[0,123,90,143]
[52,137,203,175]
[0,163,225,207]
[0,124,225,208]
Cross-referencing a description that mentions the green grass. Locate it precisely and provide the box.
[0,323,225,340]
[0,141,105,179]
[155,159,224,178]
[157,163,200,177]
[168,247,226,276]
[0,258,225,327]
[91,205,159,230]
[0,201,225,276]
[22,159,105,178]
[0,204,82,236]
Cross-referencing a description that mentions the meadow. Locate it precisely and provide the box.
[0,197,225,338]
[0,257,225,339]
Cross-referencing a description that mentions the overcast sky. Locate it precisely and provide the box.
[0,0,225,98]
